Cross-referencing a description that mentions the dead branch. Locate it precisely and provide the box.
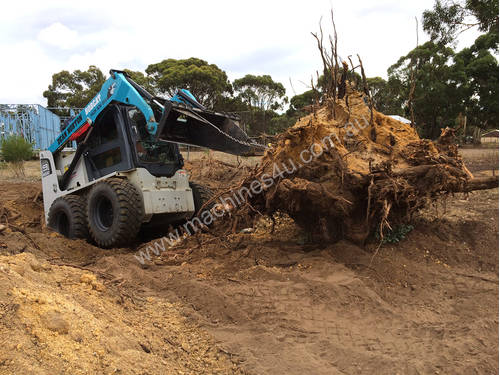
[408,16,419,127]
[357,54,374,127]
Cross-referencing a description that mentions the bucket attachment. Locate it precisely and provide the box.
[156,102,266,156]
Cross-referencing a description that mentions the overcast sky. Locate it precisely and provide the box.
[0,0,481,105]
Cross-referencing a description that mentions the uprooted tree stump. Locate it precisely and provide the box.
[211,15,497,245]
[228,89,498,244]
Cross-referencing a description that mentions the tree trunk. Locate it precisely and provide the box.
[462,176,499,192]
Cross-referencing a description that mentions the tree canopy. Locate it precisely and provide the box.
[423,0,499,49]
[43,65,106,109]
[366,76,405,116]
[453,33,499,129]
[231,74,288,135]
[145,58,232,108]
[289,89,316,112]
[123,69,157,94]
[233,74,287,112]
[388,42,464,138]
[386,37,498,139]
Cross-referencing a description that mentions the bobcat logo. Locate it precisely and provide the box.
[107,82,117,99]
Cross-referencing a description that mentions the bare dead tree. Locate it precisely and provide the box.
[311,18,330,95]
[338,61,348,99]
[408,16,419,128]
[311,10,341,118]
[315,70,321,108]
[330,9,339,101]
[311,76,317,117]
[288,77,297,97]
[347,55,361,91]
[357,54,374,128]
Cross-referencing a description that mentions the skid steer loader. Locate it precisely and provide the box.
[40,70,263,247]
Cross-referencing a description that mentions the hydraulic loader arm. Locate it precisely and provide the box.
[48,70,157,153]
[49,69,265,190]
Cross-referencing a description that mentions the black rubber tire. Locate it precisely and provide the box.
[87,178,144,248]
[189,182,214,216]
[48,195,88,239]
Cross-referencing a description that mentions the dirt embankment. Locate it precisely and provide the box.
[0,183,243,375]
[0,154,498,374]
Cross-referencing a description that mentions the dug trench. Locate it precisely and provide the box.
[0,152,497,374]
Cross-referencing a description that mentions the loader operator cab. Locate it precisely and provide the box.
[127,106,183,167]
[83,104,183,181]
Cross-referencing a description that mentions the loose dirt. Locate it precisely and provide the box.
[0,148,497,373]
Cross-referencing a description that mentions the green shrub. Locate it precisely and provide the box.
[375,224,415,244]
[0,135,33,177]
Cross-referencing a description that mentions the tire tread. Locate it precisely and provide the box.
[87,178,144,248]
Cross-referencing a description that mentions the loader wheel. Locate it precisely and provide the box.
[189,182,214,216]
[48,195,88,239]
[87,178,144,248]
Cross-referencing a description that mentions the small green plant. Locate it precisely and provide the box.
[375,224,414,244]
[0,135,33,177]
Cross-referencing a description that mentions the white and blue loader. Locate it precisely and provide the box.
[40,70,263,247]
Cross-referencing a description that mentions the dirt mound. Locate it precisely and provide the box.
[238,89,490,244]
[0,251,241,375]
[0,182,243,375]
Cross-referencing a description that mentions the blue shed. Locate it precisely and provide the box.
[0,104,61,150]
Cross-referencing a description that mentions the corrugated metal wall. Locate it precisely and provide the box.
[0,105,61,150]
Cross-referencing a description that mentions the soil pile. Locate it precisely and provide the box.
[0,251,241,375]
[240,89,494,243]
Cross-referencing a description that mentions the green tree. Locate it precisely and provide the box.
[289,90,316,112]
[232,74,288,136]
[145,58,232,108]
[388,42,462,139]
[282,89,318,127]
[233,74,287,112]
[213,96,248,113]
[423,0,499,48]
[453,33,499,130]
[269,113,295,134]
[43,66,106,110]
[366,76,405,115]
[123,69,157,94]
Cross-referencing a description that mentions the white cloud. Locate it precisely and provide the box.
[37,22,79,50]
[0,40,57,104]
[0,0,487,105]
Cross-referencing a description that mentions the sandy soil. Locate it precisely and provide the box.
[0,149,497,374]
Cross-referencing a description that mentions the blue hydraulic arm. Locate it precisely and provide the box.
[51,68,264,190]
[48,70,158,154]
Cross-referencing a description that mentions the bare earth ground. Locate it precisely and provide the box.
[0,147,497,374]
